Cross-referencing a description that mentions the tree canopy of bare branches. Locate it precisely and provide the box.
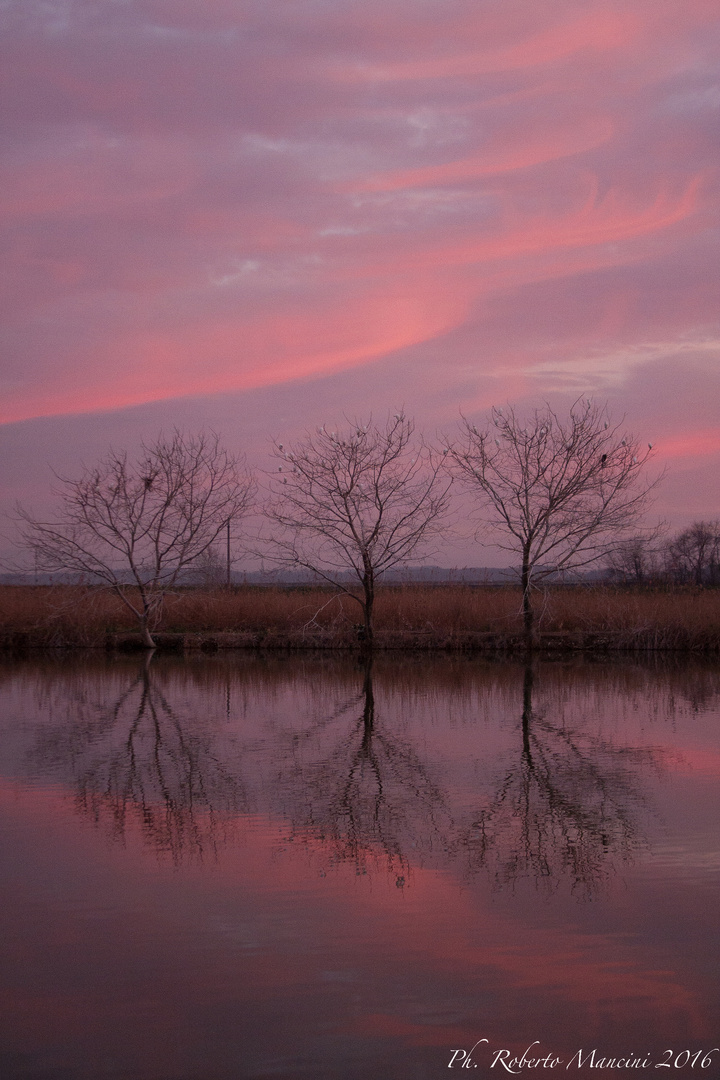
[17,431,255,646]
[664,521,720,586]
[603,532,664,584]
[447,400,658,646]
[262,413,451,647]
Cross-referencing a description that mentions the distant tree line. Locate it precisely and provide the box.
[604,521,720,586]
[14,399,666,649]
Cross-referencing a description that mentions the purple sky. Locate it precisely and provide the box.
[1,0,719,563]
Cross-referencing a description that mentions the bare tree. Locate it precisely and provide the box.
[664,521,720,586]
[17,431,255,647]
[603,531,664,585]
[447,400,658,648]
[262,413,451,648]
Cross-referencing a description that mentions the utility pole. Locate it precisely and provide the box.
[226,519,231,588]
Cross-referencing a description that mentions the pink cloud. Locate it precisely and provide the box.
[658,429,720,461]
[0,276,471,424]
[337,8,642,83]
[354,116,616,192]
[348,174,707,278]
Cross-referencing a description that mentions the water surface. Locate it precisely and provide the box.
[0,653,718,1079]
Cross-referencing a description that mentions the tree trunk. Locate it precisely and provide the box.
[361,656,374,734]
[139,615,156,650]
[521,554,534,654]
[361,575,375,653]
[521,661,534,762]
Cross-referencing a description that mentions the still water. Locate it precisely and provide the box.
[0,653,718,1080]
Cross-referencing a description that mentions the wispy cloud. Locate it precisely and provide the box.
[0,0,718,528]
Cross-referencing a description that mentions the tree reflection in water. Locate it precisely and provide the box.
[23,655,669,889]
[455,663,661,897]
[30,655,247,862]
[278,658,451,881]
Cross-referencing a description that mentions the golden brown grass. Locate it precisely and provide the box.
[2,583,720,651]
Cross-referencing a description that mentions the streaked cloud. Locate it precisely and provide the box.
[0,0,718,541]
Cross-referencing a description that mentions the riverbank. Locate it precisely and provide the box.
[2,584,720,653]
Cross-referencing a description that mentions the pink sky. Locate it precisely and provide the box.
[1,0,719,561]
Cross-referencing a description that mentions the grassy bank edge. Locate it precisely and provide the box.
[2,584,720,653]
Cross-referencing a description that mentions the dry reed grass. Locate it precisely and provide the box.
[2,583,720,651]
